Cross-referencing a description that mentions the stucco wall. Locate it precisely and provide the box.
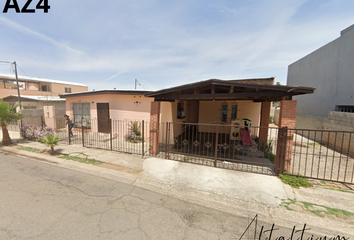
[51,83,88,95]
[0,83,88,99]
[65,94,154,122]
[198,100,261,126]
[287,25,354,117]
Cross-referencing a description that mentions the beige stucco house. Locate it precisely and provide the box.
[0,73,88,109]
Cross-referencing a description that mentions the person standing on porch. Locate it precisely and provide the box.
[64,115,74,137]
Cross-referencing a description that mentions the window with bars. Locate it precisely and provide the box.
[73,103,91,128]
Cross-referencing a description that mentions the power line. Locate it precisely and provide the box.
[135,79,147,90]
[16,64,28,76]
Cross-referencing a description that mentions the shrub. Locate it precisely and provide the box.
[125,130,143,143]
[39,134,59,154]
[279,174,313,188]
[125,121,142,143]
[20,124,54,141]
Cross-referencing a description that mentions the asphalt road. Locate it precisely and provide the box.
[0,151,340,240]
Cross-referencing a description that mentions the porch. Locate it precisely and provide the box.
[145,78,315,175]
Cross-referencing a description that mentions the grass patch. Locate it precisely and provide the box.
[59,152,102,165]
[301,201,354,218]
[280,198,297,211]
[279,174,313,188]
[325,188,354,194]
[281,199,354,219]
[17,146,40,153]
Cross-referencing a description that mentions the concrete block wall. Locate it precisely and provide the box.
[296,111,354,157]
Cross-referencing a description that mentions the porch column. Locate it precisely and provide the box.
[259,102,271,144]
[149,101,161,156]
[279,100,297,172]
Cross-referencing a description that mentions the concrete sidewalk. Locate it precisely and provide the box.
[1,138,353,237]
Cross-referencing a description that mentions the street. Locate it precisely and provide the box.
[0,151,344,240]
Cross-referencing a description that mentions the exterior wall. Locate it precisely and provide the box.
[0,83,88,99]
[51,83,88,95]
[296,112,354,157]
[296,112,354,132]
[169,100,261,136]
[65,94,154,122]
[27,83,39,91]
[198,100,261,126]
[287,25,354,117]
[0,89,58,99]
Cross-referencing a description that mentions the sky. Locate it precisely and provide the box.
[0,0,353,91]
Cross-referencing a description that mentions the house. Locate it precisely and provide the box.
[59,89,173,132]
[287,24,354,132]
[0,73,88,109]
[60,77,314,172]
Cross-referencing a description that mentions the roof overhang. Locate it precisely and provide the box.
[145,79,315,102]
[2,95,65,102]
[60,89,153,99]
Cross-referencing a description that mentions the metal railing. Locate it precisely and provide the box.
[4,116,354,184]
[159,122,279,175]
[288,128,354,184]
[59,118,151,157]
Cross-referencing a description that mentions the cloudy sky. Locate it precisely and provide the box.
[0,0,353,90]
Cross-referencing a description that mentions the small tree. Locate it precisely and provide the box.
[39,134,59,154]
[0,100,23,145]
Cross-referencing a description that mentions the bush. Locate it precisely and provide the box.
[20,124,54,141]
[125,121,142,143]
[279,174,313,188]
[125,130,143,143]
[39,134,59,154]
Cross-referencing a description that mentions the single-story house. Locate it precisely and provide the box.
[60,77,315,171]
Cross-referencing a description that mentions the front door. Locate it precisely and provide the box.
[97,103,110,133]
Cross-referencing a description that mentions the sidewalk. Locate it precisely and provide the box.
[1,138,353,237]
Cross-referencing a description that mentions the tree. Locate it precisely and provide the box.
[0,100,23,145]
[39,134,59,154]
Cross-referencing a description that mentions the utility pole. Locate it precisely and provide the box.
[13,61,22,110]
[135,79,137,90]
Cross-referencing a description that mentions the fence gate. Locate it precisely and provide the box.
[160,122,280,176]
[288,128,354,184]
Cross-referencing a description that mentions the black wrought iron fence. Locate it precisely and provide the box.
[289,129,354,184]
[59,118,151,157]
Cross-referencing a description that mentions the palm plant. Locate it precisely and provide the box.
[39,134,59,154]
[128,121,141,136]
[0,100,23,145]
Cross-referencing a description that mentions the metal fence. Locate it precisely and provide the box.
[289,129,354,184]
[159,122,279,175]
[4,116,354,184]
[58,118,151,157]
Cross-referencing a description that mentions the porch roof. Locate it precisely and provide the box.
[144,78,315,102]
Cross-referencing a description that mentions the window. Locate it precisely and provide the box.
[221,103,228,123]
[73,103,91,128]
[231,104,238,120]
[41,85,51,92]
[177,102,185,119]
[336,105,354,113]
[65,87,72,93]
